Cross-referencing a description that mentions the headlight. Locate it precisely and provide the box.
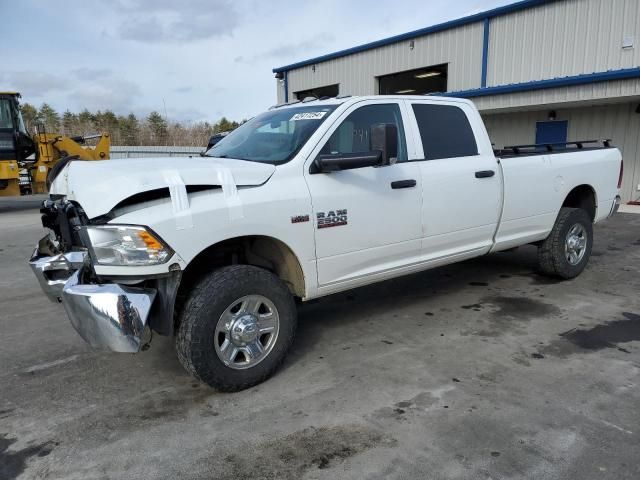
[84,225,173,266]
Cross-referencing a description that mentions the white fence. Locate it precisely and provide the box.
[110,146,204,159]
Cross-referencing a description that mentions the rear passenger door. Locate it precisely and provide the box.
[407,100,501,260]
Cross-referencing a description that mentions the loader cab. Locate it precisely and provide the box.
[0,92,35,163]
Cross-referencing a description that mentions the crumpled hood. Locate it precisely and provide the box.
[50,156,276,219]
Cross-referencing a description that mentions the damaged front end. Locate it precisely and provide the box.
[61,270,156,352]
[29,197,180,353]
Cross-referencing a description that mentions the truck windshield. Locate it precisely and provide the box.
[206,104,338,164]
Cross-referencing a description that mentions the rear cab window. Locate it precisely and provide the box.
[411,103,478,160]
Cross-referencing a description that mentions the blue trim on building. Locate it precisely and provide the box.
[272,0,555,73]
[440,67,640,98]
[481,18,490,88]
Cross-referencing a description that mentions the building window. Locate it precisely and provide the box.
[294,84,339,100]
[378,64,448,95]
[412,103,478,160]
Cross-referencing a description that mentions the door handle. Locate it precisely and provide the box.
[391,179,417,189]
[475,170,495,178]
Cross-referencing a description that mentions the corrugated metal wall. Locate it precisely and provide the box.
[282,22,484,101]
[487,0,640,87]
[483,102,640,202]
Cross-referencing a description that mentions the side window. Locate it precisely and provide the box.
[412,103,478,160]
[321,104,408,162]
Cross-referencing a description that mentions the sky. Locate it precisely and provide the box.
[1,0,512,124]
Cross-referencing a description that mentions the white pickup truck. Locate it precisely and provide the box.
[29,95,623,391]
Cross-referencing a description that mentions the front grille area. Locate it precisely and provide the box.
[40,198,88,252]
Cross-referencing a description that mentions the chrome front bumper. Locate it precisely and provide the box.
[62,271,156,352]
[29,249,157,353]
[29,249,87,303]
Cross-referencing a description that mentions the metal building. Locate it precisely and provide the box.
[272,0,640,203]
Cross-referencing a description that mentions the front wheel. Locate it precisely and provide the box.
[537,207,593,279]
[176,265,297,391]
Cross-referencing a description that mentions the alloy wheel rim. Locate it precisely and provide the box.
[214,294,280,370]
[564,223,587,266]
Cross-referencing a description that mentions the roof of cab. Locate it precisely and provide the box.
[270,94,473,110]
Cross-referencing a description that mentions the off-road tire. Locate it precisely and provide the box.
[538,207,593,279]
[175,265,297,391]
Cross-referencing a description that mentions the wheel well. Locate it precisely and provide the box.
[177,235,305,309]
[562,185,596,222]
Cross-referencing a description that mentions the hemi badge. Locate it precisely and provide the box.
[291,215,310,224]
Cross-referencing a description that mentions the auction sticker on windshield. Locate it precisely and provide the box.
[290,111,328,121]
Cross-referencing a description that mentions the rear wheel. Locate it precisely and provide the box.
[537,207,593,279]
[176,265,297,391]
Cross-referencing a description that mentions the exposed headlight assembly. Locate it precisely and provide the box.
[84,225,172,266]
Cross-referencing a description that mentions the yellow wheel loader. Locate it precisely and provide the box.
[0,92,110,196]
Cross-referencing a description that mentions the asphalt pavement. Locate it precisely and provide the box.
[1,202,639,480]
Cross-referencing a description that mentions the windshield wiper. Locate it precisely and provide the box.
[205,153,262,163]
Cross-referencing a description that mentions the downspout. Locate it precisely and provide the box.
[284,71,289,103]
[481,17,490,88]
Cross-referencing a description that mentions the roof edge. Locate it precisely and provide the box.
[440,67,640,98]
[272,0,555,73]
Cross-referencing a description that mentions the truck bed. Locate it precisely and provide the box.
[491,141,622,252]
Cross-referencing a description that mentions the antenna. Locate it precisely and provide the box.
[162,98,168,121]
[162,98,169,146]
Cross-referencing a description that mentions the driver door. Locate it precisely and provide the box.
[303,100,423,292]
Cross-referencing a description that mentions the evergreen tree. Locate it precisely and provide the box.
[147,111,168,143]
[96,110,119,136]
[62,110,77,135]
[118,113,139,146]
[214,117,235,133]
[77,109,94,135]
[38,103,60,133]
[20,103,38,132]
[19,104,241,146]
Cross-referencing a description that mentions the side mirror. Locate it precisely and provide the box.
[313,151,382,173]
[311,123,398,173]
[371,123,398,166]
